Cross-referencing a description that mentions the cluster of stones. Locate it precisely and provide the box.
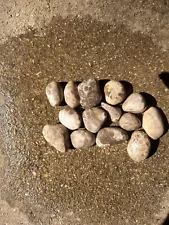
[43,79,165,162]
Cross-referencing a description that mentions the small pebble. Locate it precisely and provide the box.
[59,107,81,130]
[83,107,107,133]
[122,93,147,113]
[104,80,127,105]
[42,124,70,152]
[78,78,102,108]
[71,129,95,149]
[46,81,63,107]
[127,131,151,162]
[101,102,122,122]
[96,127,129,147]
[142,107,165,140]
[64,81,80,108]
[119,113,141,131]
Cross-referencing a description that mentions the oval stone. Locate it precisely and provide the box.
[64,81,80,108]
[46,81,63,107]
[101,102,122,122]
[119,113,141,131]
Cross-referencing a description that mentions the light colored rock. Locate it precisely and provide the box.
[70,129,95,149]
[127,131,151,162]
[64,81,80,108]
[78,78,102,108]
[42,124,70,152]
[104,80,127,105]
[101,102,122,122]
[83,107,107,133]
[46,81,63,107]
[59,107,81,130]
[142,107,165,140]
[119,113,141,131]
[96,127,129,147]
[122,93,147,113]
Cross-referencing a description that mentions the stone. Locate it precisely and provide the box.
[122,93,147,113]
[101,102,122,122]
[59,107,81,130]
[119,113,141,131]
[64,81,80,108]
[70,129,95,149]
[42,124,70,152]
[142,107,165,140]
[96,127,129,147]
[46,81,63,107]
[78,78,102,108]
[127,131,151,162]
[104,80,127,105]
[83,107,107,133]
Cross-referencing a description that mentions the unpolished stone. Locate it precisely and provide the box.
[101,102,122,122]
[119,113,141,131]
[46,81,63,107]
[64,81,80,108]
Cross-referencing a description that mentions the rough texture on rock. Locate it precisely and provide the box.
[64,81,80,108]
[101,102,122,122]
[142,107,165,140]
[83,107,107,133]
[78,78,102,108]
[96,127,129,147]
[46,81,63,107]
[104,80,127,105]
[42,124,70,152]
[122,93,147,113]
[127,131,151,162]
[70,129,95,149]
[59,107,81,130]
[119,113,141,131]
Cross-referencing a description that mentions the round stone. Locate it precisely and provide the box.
[127,131,151,162]
[59,107,81,130]
[96,127,129,147]
[101,102,122,122]
[119,113,141,131]
[42,124,70,152]
[104,80,127,105]
[78,78,102,108]
[64,81,80,108]
[46,81,63,107]
[70,129,95,149]
[122,93,147,113]
[142,107,165,140]
[83,107,107,133]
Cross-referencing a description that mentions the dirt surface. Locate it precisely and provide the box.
[0,1,169,225]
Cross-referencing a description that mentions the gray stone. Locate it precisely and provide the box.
[142,107,165,140]
[101,102,122,122]
[78,78,102,108]
[64,81,80,108]
[96,127,129,147]
[46,81,63,107]
[83,107,107,133]
[119,113,141,131]
[42,124,70,152]
[127,131,151,162]
[122,93,147,113]
[59,107,81,130]
[70,129,95,149]
[104,80,127,105]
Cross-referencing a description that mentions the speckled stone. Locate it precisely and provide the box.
[96,127,129,147]
[104,80,127,105]
[127,131,151,162]
[83,107,107,133]
[70,129,95,149]
[101,102,122,122]
[59,107,81,130]
[42,124,70,152]
[142,107,165,140]
[119,113,141,131]
[64,81,80,108]
[46,81,63,107]
[78,78,102,108]
[122,93,147,113]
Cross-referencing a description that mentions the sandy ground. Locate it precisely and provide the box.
[0,1,169,225]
